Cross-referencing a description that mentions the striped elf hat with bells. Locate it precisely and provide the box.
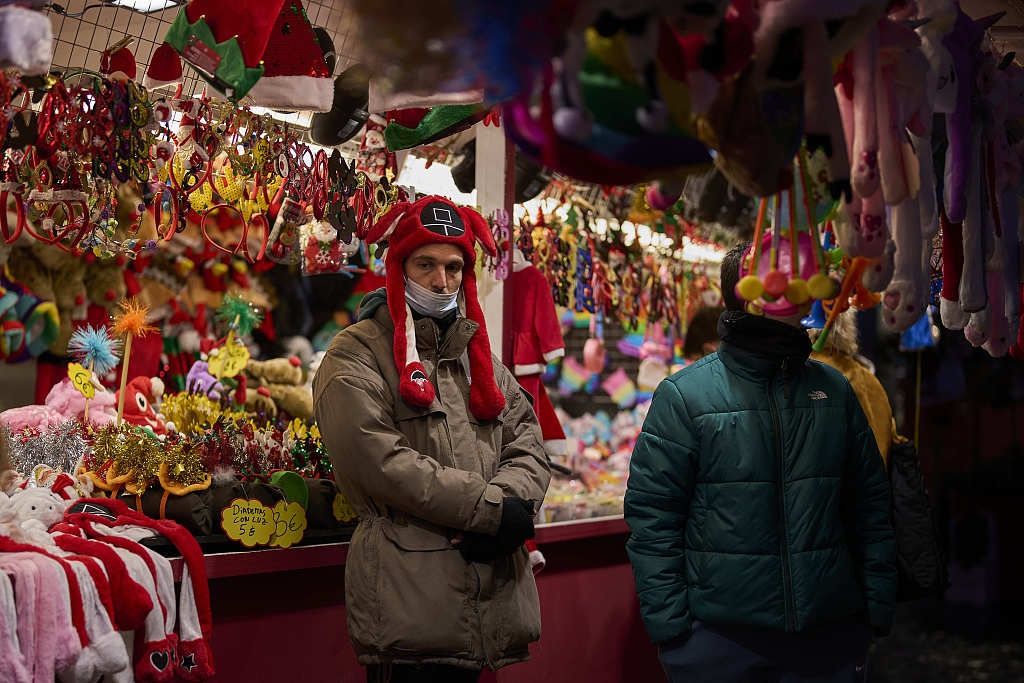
[362,195,505,421]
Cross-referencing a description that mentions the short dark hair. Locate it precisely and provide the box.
[720,241,751,312]
[683,305,725,358]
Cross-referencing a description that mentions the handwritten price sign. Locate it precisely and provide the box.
[221,498,276,548]
[270,500,307,549]
[68,363,95,399]
[208,336,250,379]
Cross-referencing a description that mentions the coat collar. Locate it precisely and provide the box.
[372,304,479,360]
[716,311,811,382]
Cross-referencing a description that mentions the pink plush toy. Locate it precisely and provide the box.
[0,377,117,433]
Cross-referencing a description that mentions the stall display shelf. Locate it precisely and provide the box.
[165,516,627,579]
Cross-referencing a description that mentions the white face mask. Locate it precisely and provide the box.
[405,277,459,317]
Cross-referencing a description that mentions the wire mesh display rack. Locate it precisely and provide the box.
[45,0,359,125]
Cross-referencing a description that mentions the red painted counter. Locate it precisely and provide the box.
[178,517,663,682]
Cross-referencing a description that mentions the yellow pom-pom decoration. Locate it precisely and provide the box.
[736,275,764,302]
[807,273,837,300]
[763,270,789,299]
[785,278,810,305]
[211,262,229,277]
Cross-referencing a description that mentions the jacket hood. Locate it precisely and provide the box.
[356,287,388,322]
[717,311,812,377]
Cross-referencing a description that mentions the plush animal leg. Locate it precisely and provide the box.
[959,127,987,312]
[964,306,990,346]
[939,210,969,329]
[851,28,880,199]
[877,63,909,205]
[863,239,896,292]
[883,198,927,331]
[804,22,851,201]
[859,189,888,259]
[914,130,939,239]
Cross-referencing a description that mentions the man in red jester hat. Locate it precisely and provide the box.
[314,195,550,682]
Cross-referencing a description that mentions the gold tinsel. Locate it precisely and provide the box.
[160,393,242,434]
[91,424,161,494]
[158,440,211,494]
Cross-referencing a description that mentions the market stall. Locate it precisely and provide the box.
[1,0,1023,680]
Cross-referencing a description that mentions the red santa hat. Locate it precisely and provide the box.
[100,41,137,82]
[158,0,289,102]
[362,195,505,421]
[245,0,332,111]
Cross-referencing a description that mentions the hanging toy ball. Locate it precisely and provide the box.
[808,273,841,300]
[785,278,810,305]
[763,270,789,299]
[736,275,764,302]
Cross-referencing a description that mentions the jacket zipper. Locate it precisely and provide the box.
[767,365,796,631]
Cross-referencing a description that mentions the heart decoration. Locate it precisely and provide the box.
[200,204,269,264]
[24,195,91,254]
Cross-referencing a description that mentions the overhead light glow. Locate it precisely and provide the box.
[106,0,180,13]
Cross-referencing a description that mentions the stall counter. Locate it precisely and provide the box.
[173,516,662,682]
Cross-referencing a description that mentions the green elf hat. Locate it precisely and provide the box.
[383,104,489,152]
[157,0,289,102]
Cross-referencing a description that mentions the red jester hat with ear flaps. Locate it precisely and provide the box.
[362,195,505,421]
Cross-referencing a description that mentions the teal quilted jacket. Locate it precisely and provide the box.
[625,312,896,644]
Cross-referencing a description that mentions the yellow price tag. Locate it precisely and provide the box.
[220,498,276,548]
[208,336,250,379]
[270,500,307,549]
[332,493,357,523]
[68,363,95,399]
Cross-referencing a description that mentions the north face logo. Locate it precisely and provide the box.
[808,390,828,401]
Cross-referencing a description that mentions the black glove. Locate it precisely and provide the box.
[495,496,536,554]
[457,497,536,564]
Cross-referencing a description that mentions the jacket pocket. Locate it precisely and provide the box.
[375,519,476,658]
[489,547,542,658]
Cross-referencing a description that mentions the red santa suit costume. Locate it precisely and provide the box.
[506,250,566,452]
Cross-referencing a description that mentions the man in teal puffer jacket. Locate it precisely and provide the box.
[626,243,896,682]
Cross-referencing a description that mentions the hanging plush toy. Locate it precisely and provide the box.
[553,0,728,140]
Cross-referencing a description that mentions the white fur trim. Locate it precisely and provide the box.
[246,74,333,113]
[528,549,546,573]
[0,7,53,75]
[514,363,546,376]
[178,565,203,642]
[404,302,420,367]
[543,348,565,363]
